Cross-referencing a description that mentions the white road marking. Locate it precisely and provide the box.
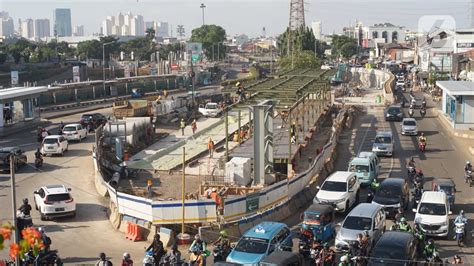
[356,116,375,155]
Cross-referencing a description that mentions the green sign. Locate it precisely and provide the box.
[191,54,200,62]
[246,192,260,213]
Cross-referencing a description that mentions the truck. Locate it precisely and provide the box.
[198,102,222,117]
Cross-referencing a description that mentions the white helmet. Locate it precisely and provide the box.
[341,255,349,262]
[123,252,130,259]
[467,161,471,165]
[38,227,44,233]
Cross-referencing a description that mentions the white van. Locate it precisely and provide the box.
[413,191,451,238]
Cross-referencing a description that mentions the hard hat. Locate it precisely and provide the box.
[212,188,217,192]
[219,230,228,237]
[467,161,471,164]
[38,227,44,233]
[400,217,407,222]
[123,253,130,259]
[195,234,201,240]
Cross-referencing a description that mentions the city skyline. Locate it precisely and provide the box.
[0,0,472,37]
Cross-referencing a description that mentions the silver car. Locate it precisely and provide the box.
[401,118,418,136]
[336,203,386,251]
[372,131,394,157]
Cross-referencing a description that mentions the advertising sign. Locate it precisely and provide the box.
[186,42,203,54]
[11,71,19,86]
[72,66,80,82]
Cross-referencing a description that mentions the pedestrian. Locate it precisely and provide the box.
[180,118,186,136]
[164,89,169,99]
[191,119,197,135]
[96,252,113,266]
[121,252,133,266]
[147,179,153,198]
[207,137,215,158]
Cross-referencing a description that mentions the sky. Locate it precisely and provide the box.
[0,0,472,37]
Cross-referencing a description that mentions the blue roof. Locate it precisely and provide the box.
[243,221,287,240]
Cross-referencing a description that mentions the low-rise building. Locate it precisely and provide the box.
[437,80,474,129]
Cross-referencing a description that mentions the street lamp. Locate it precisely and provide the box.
[102,41,114,100]
[200,3,206,26]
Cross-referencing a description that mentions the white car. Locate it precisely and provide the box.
[401,118,418,136]
[314,171,360,213]
[372,131,394,157]
[62,123,87,141]
[41,135,68,156]
[198,102,222,117]
[413,191,451,238]
[33,184,76,220]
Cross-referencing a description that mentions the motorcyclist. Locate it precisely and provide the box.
[454,210,466,224]
[394,208,405,223]
[414,169,424,186]
[418,133,427,144]
[96,252,113,266]
[146,234,165,263]
[212,230,230,261]
[408,157,416,168]
[413,223,425,253]
[38,227,52,252]
[35,148,43,160]
[318,242,335,266]
[121,252,133,266]
[18,198,32,216]
[300,223,314,241]
[452,255,463,264]
[423,239,437,260]
[338,255,350,266]
[465,161,473,172]
[398,217,413,233]
[189,234,207,264]
[359,231,370,256]
[162,244,181,265]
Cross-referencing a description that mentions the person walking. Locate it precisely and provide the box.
[191,119,197,135]
[207,137,215,158]
[180,118,186,136]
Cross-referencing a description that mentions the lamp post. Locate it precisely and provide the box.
[102,41,114,100]
[200,3,206,26]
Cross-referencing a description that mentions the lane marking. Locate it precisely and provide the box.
[356,116,375,155]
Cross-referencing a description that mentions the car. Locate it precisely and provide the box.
[371,178,410,218]
[198,102,222,117]
[400,118,418,136]
[368,231,417,266]
[302,204,336,242]
[259,250,304,266]
[62,123,87,141]
[41,135,68,156]
[336,203,386,251]
[413,191,451,238]
[33,184,76,220]
[80,113,107,126]
[0,147,27,172]
[314,171,360,213]
[385,106,404,121]
[226,221,293,265]
[372,131,393,157]
[348,152,380,186]
[430,178,456,208]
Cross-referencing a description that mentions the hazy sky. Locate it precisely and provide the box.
[0,0,472,37]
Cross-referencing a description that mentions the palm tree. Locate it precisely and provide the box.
[146,28,156,39]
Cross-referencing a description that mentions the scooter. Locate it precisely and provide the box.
[143,250,155,266]
[409,108,414,118]
[418,140,426,152]
[35,156,43,168]
[420,108,426,118]
[465,170,473,187]
[455,219,467,247]
[16,210,33,232]
[212,244,230,263]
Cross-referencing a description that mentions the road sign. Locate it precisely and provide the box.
[10,71,18,86]
[72,66,80,82]
[186,42,202,54]
[246,192,260,213]
[191,54,200,62]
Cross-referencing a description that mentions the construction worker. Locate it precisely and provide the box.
[207,137,215,158]
[180,118,186,136]
[163,89,169,99]
[233,132,239,142]
[290,121,296,138]
[191,119,197,135]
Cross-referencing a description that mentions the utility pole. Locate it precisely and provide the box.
[10,155,19,265]
[181,146,186,236]
[102,41,114,100]
[200,3,206,26]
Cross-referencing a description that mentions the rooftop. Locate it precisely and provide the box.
[436,81,474,96]
[0,86,49,102]
[326,171,354,182]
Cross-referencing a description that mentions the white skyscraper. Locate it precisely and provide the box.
[311,20,322,40]
[73,25,84,36]
[34,19,50,39]
[107,16,115,27]
[102,19,112,36]
[130,15,144,36]
[20,18,34,39]
[0,17,14,37]
[124,12,133,28]
[121,25,130,36]
[112,25,121,36]
[117,12,124,27]
[157,22,169,37]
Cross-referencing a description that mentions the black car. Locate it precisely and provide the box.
[368,231,417,266]
[385,106,404,121]
[371,178,410,218]
[0,147,27,172]
[80,113,107,126]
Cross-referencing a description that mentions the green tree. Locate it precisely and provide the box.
[340,42,358,58]
[120,37,154,61]
[279,50,321,70]
[76,39,102,60]
[190,24,227,60]
[277,26,327,58]
[330,35,358,58]
[8,38,32,63]
[145,28,156,39]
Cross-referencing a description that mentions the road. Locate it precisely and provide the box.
[333,90,474,263]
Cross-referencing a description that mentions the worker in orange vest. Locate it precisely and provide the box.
[191,119,197,135]
[207,137,215,158]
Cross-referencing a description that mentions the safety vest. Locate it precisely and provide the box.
[180,121,186,128]
[399,223,411,232]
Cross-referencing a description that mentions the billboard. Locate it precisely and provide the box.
[11,71,19,86]
[72,66,80,82]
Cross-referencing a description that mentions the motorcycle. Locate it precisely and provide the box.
[418,140,426,152]
[143,250,155,266]
[409,108,414,118]
[412,189,422,208]
[16,210,33,233]
[465,170,473,187]
[23,249,61,265]
[420,108,426,118]
[366,192,374,203]
[299,235,312,258]
[407,166,416,183]
[35,156,43,168]
[212,244,230,263]
[455,219,467,247]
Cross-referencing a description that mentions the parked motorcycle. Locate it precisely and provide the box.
[455,219,468,247]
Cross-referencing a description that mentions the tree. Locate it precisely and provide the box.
[340,42,358,58]
[145,28,156,39]
[190,24,227,60]
[8,38,32,63]
[330,35,358,58]
[279,50,321,70]
[120,37,154,61]
[76,39,102,60]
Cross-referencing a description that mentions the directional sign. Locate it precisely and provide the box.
[191,54,200,62]
[246,192,260,213]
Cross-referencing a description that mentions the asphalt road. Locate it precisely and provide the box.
[333,91,474,264]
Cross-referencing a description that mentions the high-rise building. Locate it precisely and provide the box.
[102,19,112,36]
[471,0,474,28]
[34,19,50,39]
[124,12,133,28]
[54,8,72,37]
[111,25,121,36]
[131,15,144,36]
[0,11,9,20]
[20,18,34,39]
[117,12,124,27]
[73,25,84,36]
[0,17,14,37]
[145,21,155,31]
[311,20,322,40]
[157,22,169,37]
[121,25,130,36]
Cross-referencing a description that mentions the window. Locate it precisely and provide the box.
[234,237,269,254]
[403,120,417,126]
[343,216,372,230]
[372,31,379,39]
[348,176,356,189]
[43,138,59,144]
[350,164,369,172]
[418,203,446,215]
[321,181,346,192]
[46,193,71,202]
[392,31,398,43]
[375,136,392,144]
[38,188,45,198]
[382,31,388,42]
